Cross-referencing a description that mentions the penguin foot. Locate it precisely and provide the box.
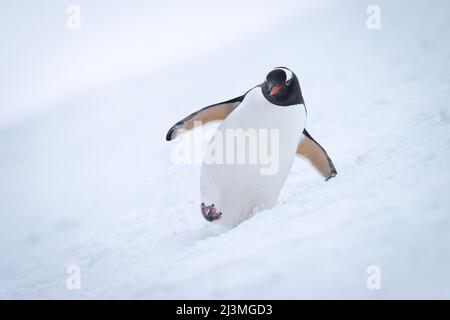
[201,203,222,222]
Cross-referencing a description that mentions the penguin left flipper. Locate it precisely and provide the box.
[165,94,246,141]
[297,129,337,181]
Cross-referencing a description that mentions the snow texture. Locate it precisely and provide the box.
[1,0,450,299]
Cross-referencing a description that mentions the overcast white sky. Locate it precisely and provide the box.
[0,0,326,127]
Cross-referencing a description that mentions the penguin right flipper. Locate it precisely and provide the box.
[165,95,246,141]
[297,129,337,181]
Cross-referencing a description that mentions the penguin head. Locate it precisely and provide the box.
[262,67,304,106]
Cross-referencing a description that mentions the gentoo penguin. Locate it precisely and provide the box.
[166,67,337,226]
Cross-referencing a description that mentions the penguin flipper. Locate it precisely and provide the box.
[297,129,337,181]
[165,95,245,141]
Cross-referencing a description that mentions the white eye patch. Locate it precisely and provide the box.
[274,67,293,84]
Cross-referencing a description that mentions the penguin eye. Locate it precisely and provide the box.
[286,79,291,86]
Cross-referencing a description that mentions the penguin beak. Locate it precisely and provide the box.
[269,85,282,96]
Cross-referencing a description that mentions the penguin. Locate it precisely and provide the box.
[166,67,337,226]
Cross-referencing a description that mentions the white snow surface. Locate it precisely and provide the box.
[1,0,450,299]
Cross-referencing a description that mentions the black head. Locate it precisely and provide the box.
[262,67,304,106]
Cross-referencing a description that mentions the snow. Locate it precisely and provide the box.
[1,0,450,299]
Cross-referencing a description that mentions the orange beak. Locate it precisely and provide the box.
[269,85,282,96]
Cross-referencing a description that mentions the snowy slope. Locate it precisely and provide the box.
[1,0,450,299]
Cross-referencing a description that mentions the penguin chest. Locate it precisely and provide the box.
[200,88,306,226]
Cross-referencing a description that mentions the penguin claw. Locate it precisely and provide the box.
[325,170,337,181]
[201,203,222,222]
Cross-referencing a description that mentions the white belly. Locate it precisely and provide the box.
[200,87,306,226]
